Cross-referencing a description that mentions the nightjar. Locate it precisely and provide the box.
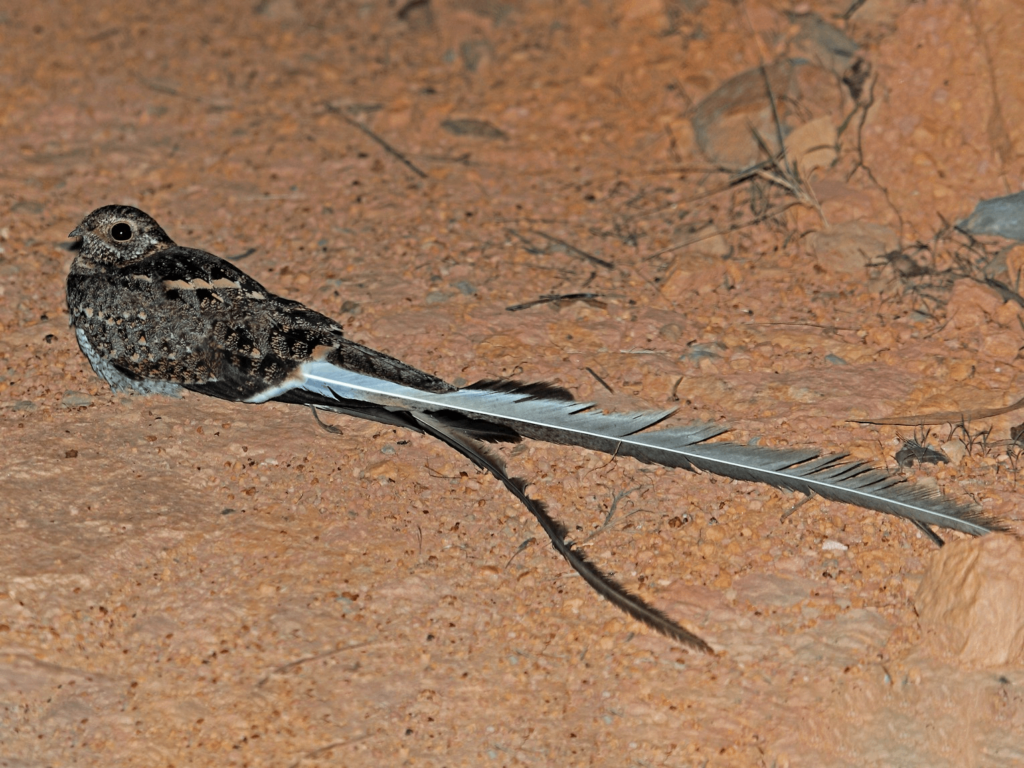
[65,204,1005,654]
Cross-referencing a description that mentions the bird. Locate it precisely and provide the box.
[67,205,1008,653]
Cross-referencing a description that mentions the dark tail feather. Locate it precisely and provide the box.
[412,413,713,653]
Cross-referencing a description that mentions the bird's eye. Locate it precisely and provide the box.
[111,222,133,242]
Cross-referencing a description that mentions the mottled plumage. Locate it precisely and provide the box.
[67,205,1010,654]
[67,205,453,401]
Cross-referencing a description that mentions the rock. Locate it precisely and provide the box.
[254,0,301,21]
[807,221,899,273]
[690,60,840,170]
[460,39,494,72]
[658,224,734,299]
[945,278,1005,330]
[847,0,913,33]
[618,0,666,24]
[1005,245,1024,285]
[441,118,508,140]
[915,535,1024,667]
[679,340,726,362]
[669,223,732,259]
[784,116,837,179]
[788,12,859,76]
[658,322,682,342]
[939,439,967,465]
[732,573,817,609]
[958,191,1024,241]
[61,391,93,408]
[660,258,726,300]
[981,330,1022,362]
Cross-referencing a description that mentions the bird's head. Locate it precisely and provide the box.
[70,205,175,264]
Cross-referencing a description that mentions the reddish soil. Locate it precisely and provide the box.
[2,1,1023,765]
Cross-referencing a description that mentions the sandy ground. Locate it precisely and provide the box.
[2,1,1024,765]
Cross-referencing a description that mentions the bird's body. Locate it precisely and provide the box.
[67,207,455,399]
[67,205,1008,653]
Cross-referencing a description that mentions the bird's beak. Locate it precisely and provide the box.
[69,225,84,238]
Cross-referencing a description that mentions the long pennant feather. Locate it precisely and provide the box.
[260,360,1007,537]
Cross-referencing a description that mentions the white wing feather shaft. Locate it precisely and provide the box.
[277,360,1007,537]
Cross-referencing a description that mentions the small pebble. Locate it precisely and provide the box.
[62,391,93,408]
